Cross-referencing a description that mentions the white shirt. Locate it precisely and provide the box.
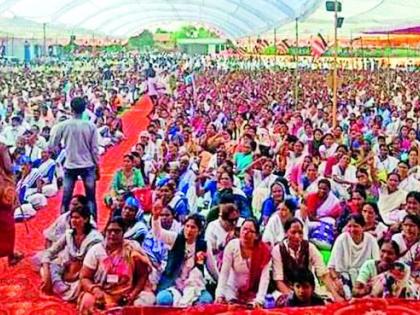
[215,239,270,304]
[205,218,244,280]
[375,155,399,174]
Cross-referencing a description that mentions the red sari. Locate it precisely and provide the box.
[0,143,17,257]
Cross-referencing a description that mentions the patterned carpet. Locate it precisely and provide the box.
[0,96,154,315]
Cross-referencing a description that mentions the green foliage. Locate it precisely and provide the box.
[100,44,125,53]
[63,43,77,54]
[155,28,169,34]
[170,25,219,42]
[263,45,277,55]
[128,30,155,49]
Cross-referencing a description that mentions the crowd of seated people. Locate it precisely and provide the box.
[0,59,145,219]
[1,52,418,313]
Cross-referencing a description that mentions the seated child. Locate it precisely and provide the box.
[279,268,325,307]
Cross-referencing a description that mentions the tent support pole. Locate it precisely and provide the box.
[294,17,299,107]
[332,0,338,128]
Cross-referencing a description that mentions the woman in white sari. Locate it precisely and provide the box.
[37,205,103,301]
[391,214,420,257]
[329,214,380,299]
[331,154,357,200]
[249,159,279,217]
[378,173,408,225]
[262,199,298,246]
[318,133,338,161]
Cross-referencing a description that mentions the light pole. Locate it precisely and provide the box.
[332,0,338,128]
[294,17,299,107]
[43,22,47,57]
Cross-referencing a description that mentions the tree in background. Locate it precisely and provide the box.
[128,30,155,50]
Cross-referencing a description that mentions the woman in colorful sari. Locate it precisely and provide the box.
[289,155,312,195]
[271,218,342,302]
[78,217,151,313]
[378,173,408,225]
[151,200,213,307]
[233,141,254,175]
[328,214,380,299]
[111,153,145,195]
[215,219,271,308]
[38,205,103,300]
[0,141,23,266]
[399,236,420,300]
[353,240,400,297]
[301,179,342,238]
[305,178,341,219]
[200,123,225,154]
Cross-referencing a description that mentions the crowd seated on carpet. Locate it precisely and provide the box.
[1,52,418,312]
[0,59,149,220]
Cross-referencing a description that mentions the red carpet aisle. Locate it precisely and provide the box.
[123,299,420,315]
[0,96,154,315]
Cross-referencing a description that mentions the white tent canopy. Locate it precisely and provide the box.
[0,0,420,39]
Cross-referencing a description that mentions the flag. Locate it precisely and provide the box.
[276,39,290,55]
[236,47,248,56]
[254,38,270,54]
[311,33,328,58]
[185,72,195,86]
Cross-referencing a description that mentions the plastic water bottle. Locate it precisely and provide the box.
[264,294,276,309]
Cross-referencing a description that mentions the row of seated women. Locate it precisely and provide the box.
[32,185,419,313]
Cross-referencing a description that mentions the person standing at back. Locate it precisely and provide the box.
[49,97,100,218]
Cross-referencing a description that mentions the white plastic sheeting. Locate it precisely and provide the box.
[0,0,319,37]
[0,0,419,38]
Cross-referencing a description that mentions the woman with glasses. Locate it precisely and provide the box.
[78,217,151,313]
[271,218,341,302]
[215,219,271,308]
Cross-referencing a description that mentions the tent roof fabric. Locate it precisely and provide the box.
[0,0,420,39]
[365,25,420,35]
